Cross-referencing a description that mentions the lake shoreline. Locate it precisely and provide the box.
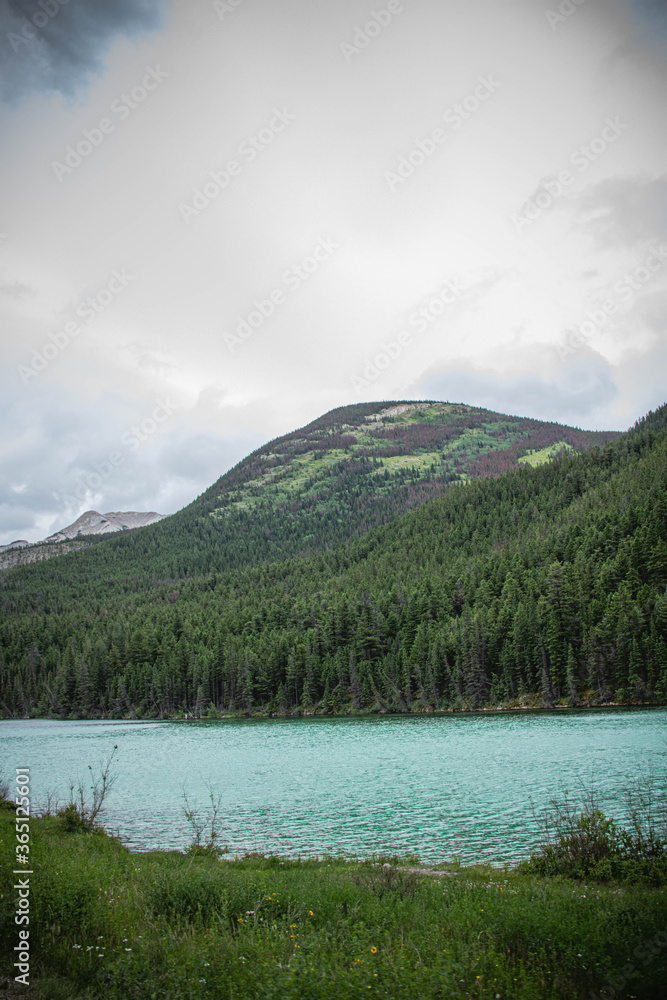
[3,708,664,863]
[2,806,666,1000]
[1,698,663,723]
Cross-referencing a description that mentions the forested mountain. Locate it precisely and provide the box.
[0,511,168,571]
[2,401,665,720]
[0,400,619,580]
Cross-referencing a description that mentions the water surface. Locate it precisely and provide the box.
[2,709,665,863]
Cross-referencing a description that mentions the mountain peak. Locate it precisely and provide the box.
[44,510,167,543]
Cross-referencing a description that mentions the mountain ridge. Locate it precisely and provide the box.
[44,509,167,543]
[2,400,663,720]
[1,399,621,577]
[0,511,167,570]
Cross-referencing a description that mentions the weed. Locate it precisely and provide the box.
[2,803,666,998]
[182,781,229,858]
[56,745,119,834]
[521,781,667,884]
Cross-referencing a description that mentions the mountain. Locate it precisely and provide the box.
[0,511,167,570]
[190,399,620,564]
[44,510,167,543]
[0,399,618,580]
[0,540,28,554]
[1,399,664,721]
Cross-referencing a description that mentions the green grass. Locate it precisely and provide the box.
[1,807,666,999]
[517,442,576,468]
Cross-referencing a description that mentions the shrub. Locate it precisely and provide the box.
[521,783,667,885]
[56,803,90,833]
[57,746,118,834]
[182,783,228,858]
[0,771,15,811]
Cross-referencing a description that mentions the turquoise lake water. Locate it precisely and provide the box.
[1,709,665,863]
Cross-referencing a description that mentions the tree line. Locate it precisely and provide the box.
[1,405,665,719]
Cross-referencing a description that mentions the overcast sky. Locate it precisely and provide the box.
[1,0,666,544]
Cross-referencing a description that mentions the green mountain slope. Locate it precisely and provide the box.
[0,400,619,585]
[196,399,613,552]
[1,403,664,719]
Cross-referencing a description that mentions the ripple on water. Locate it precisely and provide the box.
[1,709,665,862]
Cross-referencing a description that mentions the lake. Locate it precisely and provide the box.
[1,709,665,863]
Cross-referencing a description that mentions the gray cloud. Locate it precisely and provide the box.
[606,0,667,79]
[415,359,621,428]
[633,0,667,25]
[0,0,166,104]
[573,175,667,249]
[0,279,34,299]
[0,379,262,544]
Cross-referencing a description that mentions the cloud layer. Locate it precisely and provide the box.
[0,0,165,102]
[0,0,666,543]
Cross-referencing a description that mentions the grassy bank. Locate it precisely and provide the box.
[8,699,663,723]
[1,807,666,999]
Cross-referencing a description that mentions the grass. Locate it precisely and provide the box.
[517,442,576,468]
[207,409,545,521]
[1,805,666,999]
[519,785,667,886]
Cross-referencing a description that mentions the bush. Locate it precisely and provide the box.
[56,803,91,833]
[57,746,119,834]
[182,783,228,858]
[0,772,15,811]
[521,783,667,885]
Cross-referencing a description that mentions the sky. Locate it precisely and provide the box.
[1,0,666,544]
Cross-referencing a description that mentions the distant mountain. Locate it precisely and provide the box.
[44,510,167,543]
[0,511,167,570]
[0,401,664,720]
[0,540,29,554]
[0,401,619,578]
[181,399,621,572]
